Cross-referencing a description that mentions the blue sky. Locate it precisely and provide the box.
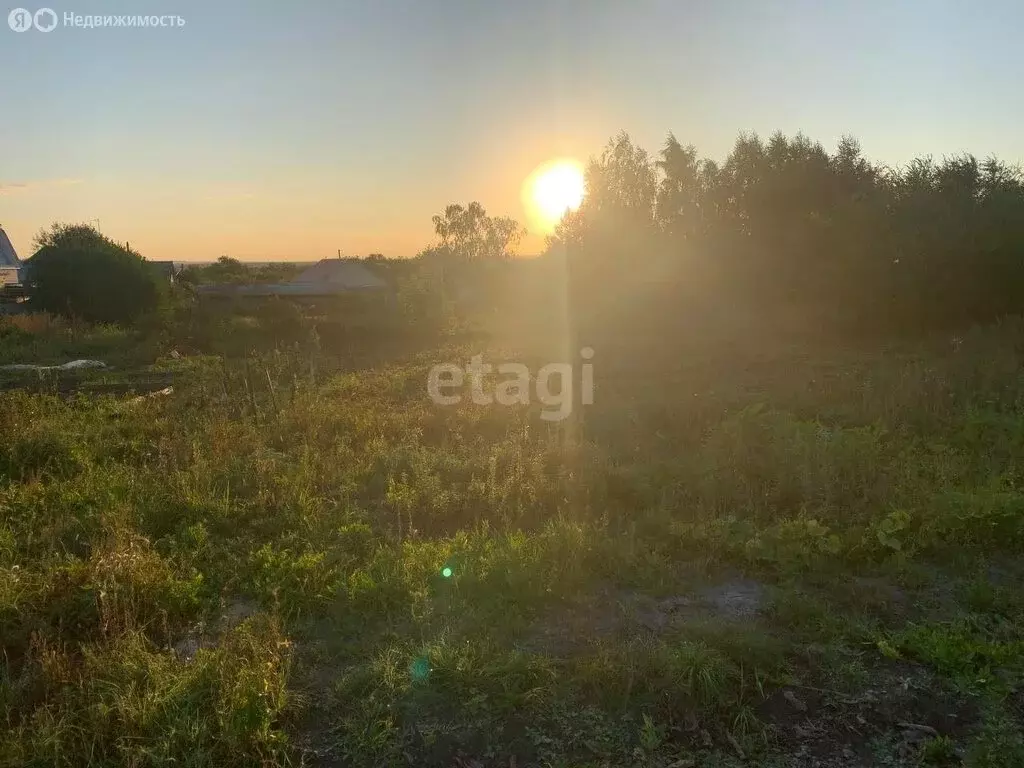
[2,0,1023,259]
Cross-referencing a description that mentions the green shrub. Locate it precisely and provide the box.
[25,223,164,325]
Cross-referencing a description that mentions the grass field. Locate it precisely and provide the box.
[2,310,1024,767]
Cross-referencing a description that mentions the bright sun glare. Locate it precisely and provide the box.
[523,159,586,234]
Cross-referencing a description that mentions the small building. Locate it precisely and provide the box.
[195,258,389,298]
[0,227,23,287]
[0,227,27,308]
[147,260,181,284]
[291,259,388,291]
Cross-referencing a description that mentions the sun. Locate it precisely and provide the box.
[522,158,586,234]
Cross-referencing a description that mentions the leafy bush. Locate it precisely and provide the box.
[25,223,164,325]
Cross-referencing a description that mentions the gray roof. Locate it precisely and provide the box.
[195,258,388,298]
[147,261,180,280]
[292,259,387,290]
[0,228,20,269]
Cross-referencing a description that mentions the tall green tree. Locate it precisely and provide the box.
[552,132,658,252]
[430,202,525,261]
[656,134,713,241]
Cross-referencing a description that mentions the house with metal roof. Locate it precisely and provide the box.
[195,258,389,298]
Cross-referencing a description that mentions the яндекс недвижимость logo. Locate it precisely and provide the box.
[8,7,56,31]
[8,8,184,31]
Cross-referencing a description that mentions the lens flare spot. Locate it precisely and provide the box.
[410,656,431,682]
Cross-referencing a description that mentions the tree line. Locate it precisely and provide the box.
[20,130,1024,340]
[552,131,1024,336]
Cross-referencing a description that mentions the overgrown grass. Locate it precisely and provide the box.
[0,313,144,366]
[2,317,1024,765]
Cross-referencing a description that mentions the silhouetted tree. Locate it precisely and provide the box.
[656,134,712,242]
[430,202,524,262]
[545,129,1024,338]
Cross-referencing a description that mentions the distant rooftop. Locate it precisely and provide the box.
[292,259,387,290]
[0,228,20,269]
[195,258,389,297]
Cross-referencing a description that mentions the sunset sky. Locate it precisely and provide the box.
[3,0,1023,261]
